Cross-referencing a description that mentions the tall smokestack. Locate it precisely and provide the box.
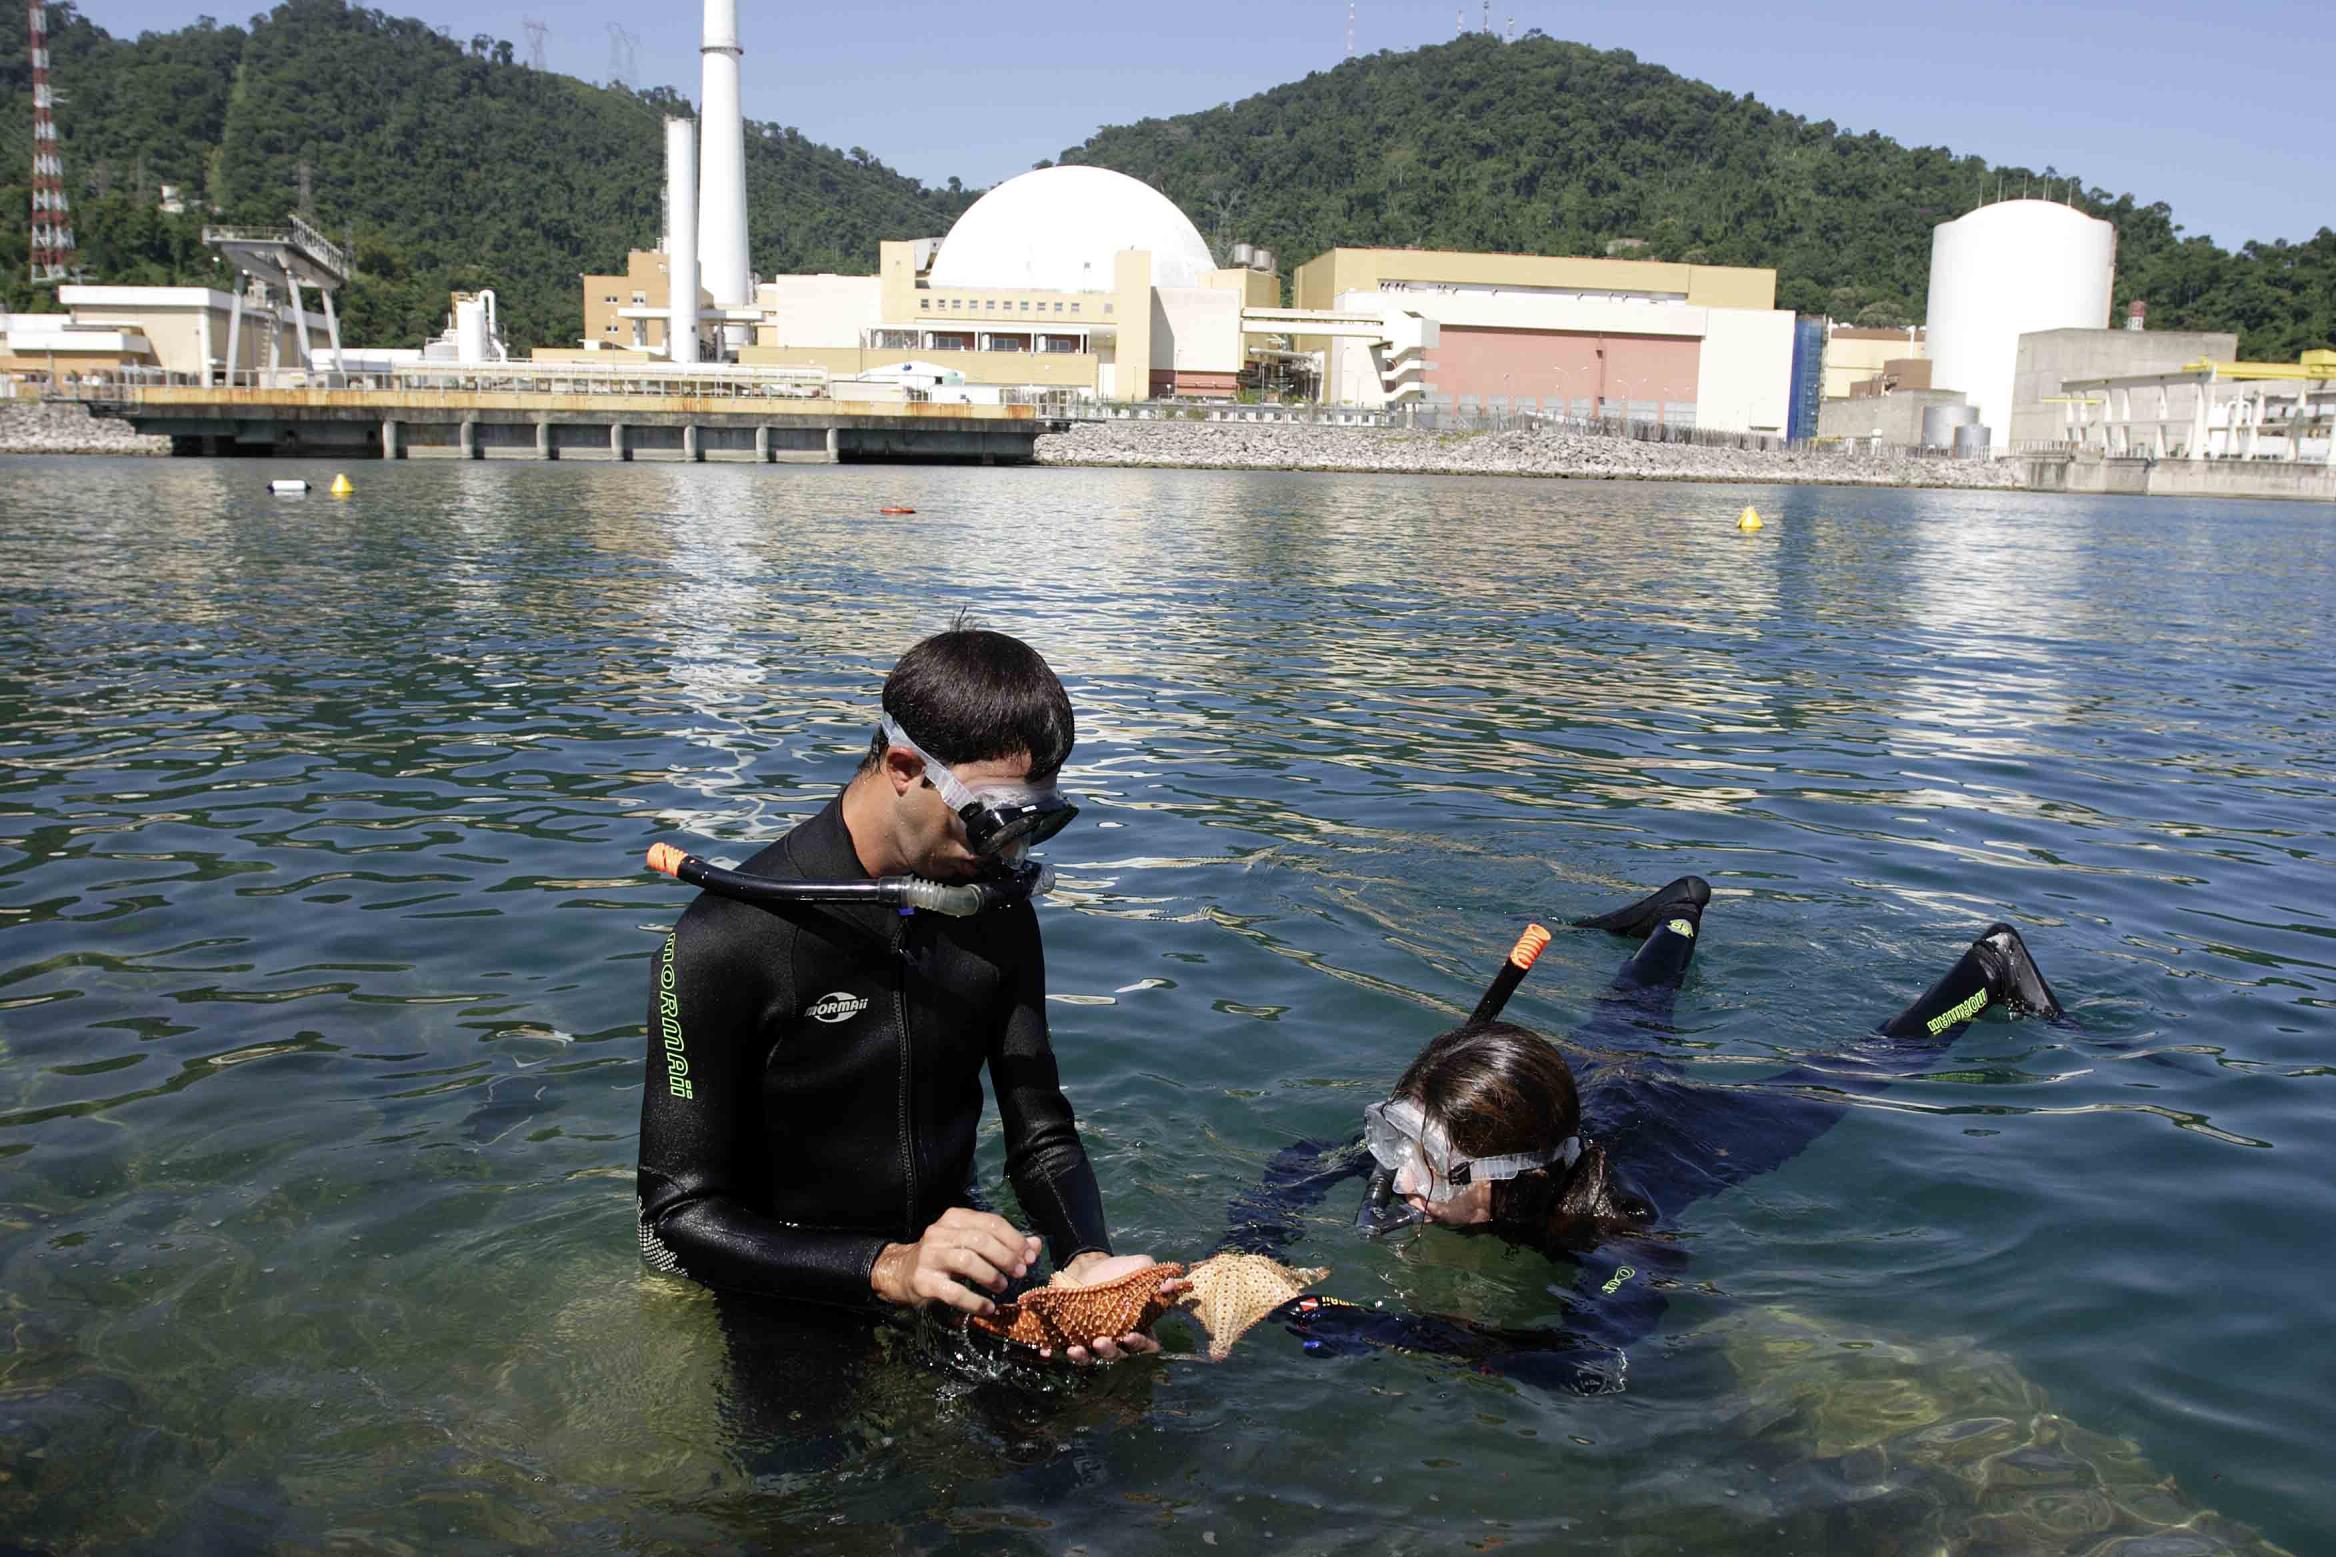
[697,0,751,353]
[664,116,701,365]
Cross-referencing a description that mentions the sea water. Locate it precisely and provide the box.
[1,457,2327,1552]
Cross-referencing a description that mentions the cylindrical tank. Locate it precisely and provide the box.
[1253,247,1275,273]
[663,116,701,366]
[1952,423,1991,459]
[697,0,752,346]
[1924,199,2114,454]
[1920,402,1978,448]
[1231,242,1255,267]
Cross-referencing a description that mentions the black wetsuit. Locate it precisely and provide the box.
[1225,897,2059,1388]
[635,794,1111,1309]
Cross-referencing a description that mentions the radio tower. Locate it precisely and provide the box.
[27,0,78,285]
[1345,1,1354,59]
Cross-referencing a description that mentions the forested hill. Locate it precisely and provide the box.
[5,11,2328,359]
[1056,34,2333,360]
[0,0,973,349]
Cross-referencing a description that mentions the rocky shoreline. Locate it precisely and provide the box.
[1035,419,2028,490]
[0,401,171,456]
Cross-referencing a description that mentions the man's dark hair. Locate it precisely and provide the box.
[863,628,1076,780]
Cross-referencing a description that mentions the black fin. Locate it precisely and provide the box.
[1572,875,1712,938]
[1973,923,2064,1021]
[1879,922,2063,1039]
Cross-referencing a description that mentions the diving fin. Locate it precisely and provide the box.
[1879,921,2064,1038]
[1571,875,1712,938]
[1972,922,2064,1021]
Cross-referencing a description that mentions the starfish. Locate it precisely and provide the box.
[1178,1252,1330,1360]
[967,1261,1186,1351]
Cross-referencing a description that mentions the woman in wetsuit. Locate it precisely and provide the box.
[1219,879,2065,1387]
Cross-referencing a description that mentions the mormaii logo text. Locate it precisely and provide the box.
[807,991,872,1024]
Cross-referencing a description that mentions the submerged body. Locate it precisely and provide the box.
[1224,882,2064,1384]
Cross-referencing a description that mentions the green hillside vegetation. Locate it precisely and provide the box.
[4,10,2328,359]
[1056,34,2333,360]
[0,0,970,349]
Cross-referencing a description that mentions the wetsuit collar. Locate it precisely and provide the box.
[781,792,902,945]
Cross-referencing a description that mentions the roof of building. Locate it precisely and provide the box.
[928,166,1216,294]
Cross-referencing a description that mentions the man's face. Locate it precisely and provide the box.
[886,746,1039,881]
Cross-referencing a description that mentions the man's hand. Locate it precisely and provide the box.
[870,1207,1040,1317]
[1038,1252,1190,1365]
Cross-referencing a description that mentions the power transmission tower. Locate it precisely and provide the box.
[27,0,80,284]
[1345,1,1354,59]
[606,22,638,86]
[523,16,547,71]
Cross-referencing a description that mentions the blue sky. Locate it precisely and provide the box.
[78,0,2333,247]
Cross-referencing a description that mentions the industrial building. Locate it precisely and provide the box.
[2059,351,2335,464]
[0,286,333,389]
[1293,248,1799,432]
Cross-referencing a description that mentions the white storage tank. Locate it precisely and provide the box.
[1924,200,2115,453]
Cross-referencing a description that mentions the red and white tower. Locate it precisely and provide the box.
[27,0,78,284]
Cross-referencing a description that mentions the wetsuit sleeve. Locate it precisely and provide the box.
[989,908,1112,1268]
[1217,1139,1374,1257]
[636,905,888,1309]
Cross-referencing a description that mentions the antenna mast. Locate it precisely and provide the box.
[27,0,78,285]
[523,16,548,70]
[1346,1,1355,59]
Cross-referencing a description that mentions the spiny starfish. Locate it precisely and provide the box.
[1178,1252,1330,1360]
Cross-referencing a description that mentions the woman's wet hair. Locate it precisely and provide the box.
[1393,1021,1581,1161]
[1395,1020,1643,1244]
[862,625,1076,780]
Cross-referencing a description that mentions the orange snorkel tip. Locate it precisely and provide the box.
[646,842,689,879]
[1508,923,1552,971]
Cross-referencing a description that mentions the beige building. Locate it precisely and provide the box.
[1293,247,1798,431]
[1821,324,1927,400]
[1,287,332,387]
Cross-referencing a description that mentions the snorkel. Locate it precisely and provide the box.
[1356,923,1554,1238]
[645,842,1055,918]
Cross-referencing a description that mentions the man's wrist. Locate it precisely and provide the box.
[870,1241,912,1305]
[1060,1248,1114,1281]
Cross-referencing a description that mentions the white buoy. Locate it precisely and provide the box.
[269,479,311,495]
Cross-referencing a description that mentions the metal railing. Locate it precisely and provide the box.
[78,359,839,405]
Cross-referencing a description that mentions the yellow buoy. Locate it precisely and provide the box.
[330,473,354,497]
[1736,505,1763,531]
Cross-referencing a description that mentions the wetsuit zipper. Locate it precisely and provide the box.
[894,912,916,1238]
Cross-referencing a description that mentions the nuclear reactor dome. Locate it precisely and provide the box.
[927,166,1218,293]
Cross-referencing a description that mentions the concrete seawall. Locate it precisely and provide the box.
[1036,420,2029,490]
[0,401,170,456]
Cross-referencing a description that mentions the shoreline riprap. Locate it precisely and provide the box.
[1036,419,2027,490]
[0,401,171,457]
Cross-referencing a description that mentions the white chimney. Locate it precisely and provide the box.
[664,116,701,365]
[697,0,751,353]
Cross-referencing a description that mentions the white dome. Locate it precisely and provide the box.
[928,166,1217,294]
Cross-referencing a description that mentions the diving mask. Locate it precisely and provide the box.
[881,716,1079,860]
[1361,1097,1579,1205]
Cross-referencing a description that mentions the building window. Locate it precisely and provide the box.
[1054,302,1064,313]
[1019,301,1030,311]
[1104,303,1114,315]
[985,300,996,311]
[631,292,645,304]
[604,295,618,304]
[1071,303,1081,314]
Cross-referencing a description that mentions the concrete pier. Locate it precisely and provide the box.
[96,382,1055,466]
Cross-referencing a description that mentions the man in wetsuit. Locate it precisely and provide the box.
[637,628,1165,1362]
